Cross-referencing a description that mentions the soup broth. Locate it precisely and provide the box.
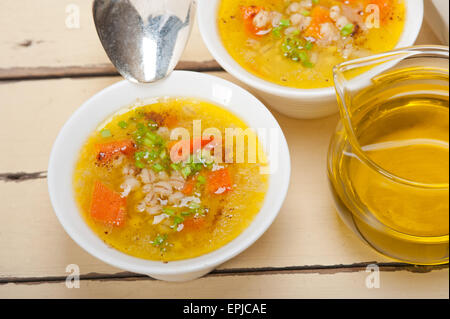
[73,98,269,262]
[218,0,406,88]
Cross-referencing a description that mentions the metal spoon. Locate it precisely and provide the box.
[93,0,196,83]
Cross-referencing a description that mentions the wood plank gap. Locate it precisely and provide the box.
[1,262,447,285]
[212,263,449,277]
[0,171,47,182]
[0,61,223,82]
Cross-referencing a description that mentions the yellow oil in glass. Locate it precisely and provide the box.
[329,68,449,264]
[348,100,449,237]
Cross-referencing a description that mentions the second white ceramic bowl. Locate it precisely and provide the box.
[48,71,290,282]
[198,0,424,119]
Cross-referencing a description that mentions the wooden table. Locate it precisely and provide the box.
[0,0,448,299]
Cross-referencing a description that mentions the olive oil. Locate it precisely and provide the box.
[329,56,449,264]
[348,99,449,237]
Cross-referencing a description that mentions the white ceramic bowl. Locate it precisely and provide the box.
[48,71,290,282]
[198,0,424,119]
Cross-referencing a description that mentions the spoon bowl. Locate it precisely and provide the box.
[93,0,196,83]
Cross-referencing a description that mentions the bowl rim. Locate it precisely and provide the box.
[197,0,424,99]
[47,70,291,276]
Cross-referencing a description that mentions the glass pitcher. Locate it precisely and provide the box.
[328,46,449,265]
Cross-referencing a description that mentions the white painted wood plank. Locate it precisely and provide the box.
[1,270,448,299]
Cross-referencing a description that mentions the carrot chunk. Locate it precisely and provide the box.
[304,6,332,39]
[240,6,267,36]
[207,168,232,194]
[341,0,393,24]
[96,139,136,163]
[183,217,206,231]
[90,181,127,226]
[311,6,332,23]
[191,137,214,153]
[365,0,393,23]
[164,115,178,129]
[182,177,197,195]
[169,137,213,162]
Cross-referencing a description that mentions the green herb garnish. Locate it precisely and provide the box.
[147,120,158,130]
[136,122,148,134]
[142,138,154,148]
[291,29,301,36]
[197,175,206,184]
[152,163,164,172]
[118,121,128,129]
[272,26,283,38]
[279,19,290,27]
[135,160,145,169]
[272,19,291,39]
[281,36,314,67]
[135,151,149,161]
[145,131,164,146]
[100,129,111,138]
[301,10,310,16]
[159,149,167,160]
[162,207,175,216]
[173,216,184,227]
[149,149,159,161]
[181,166,192,179]
[152,234,168,247]
[341,23,354,37]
